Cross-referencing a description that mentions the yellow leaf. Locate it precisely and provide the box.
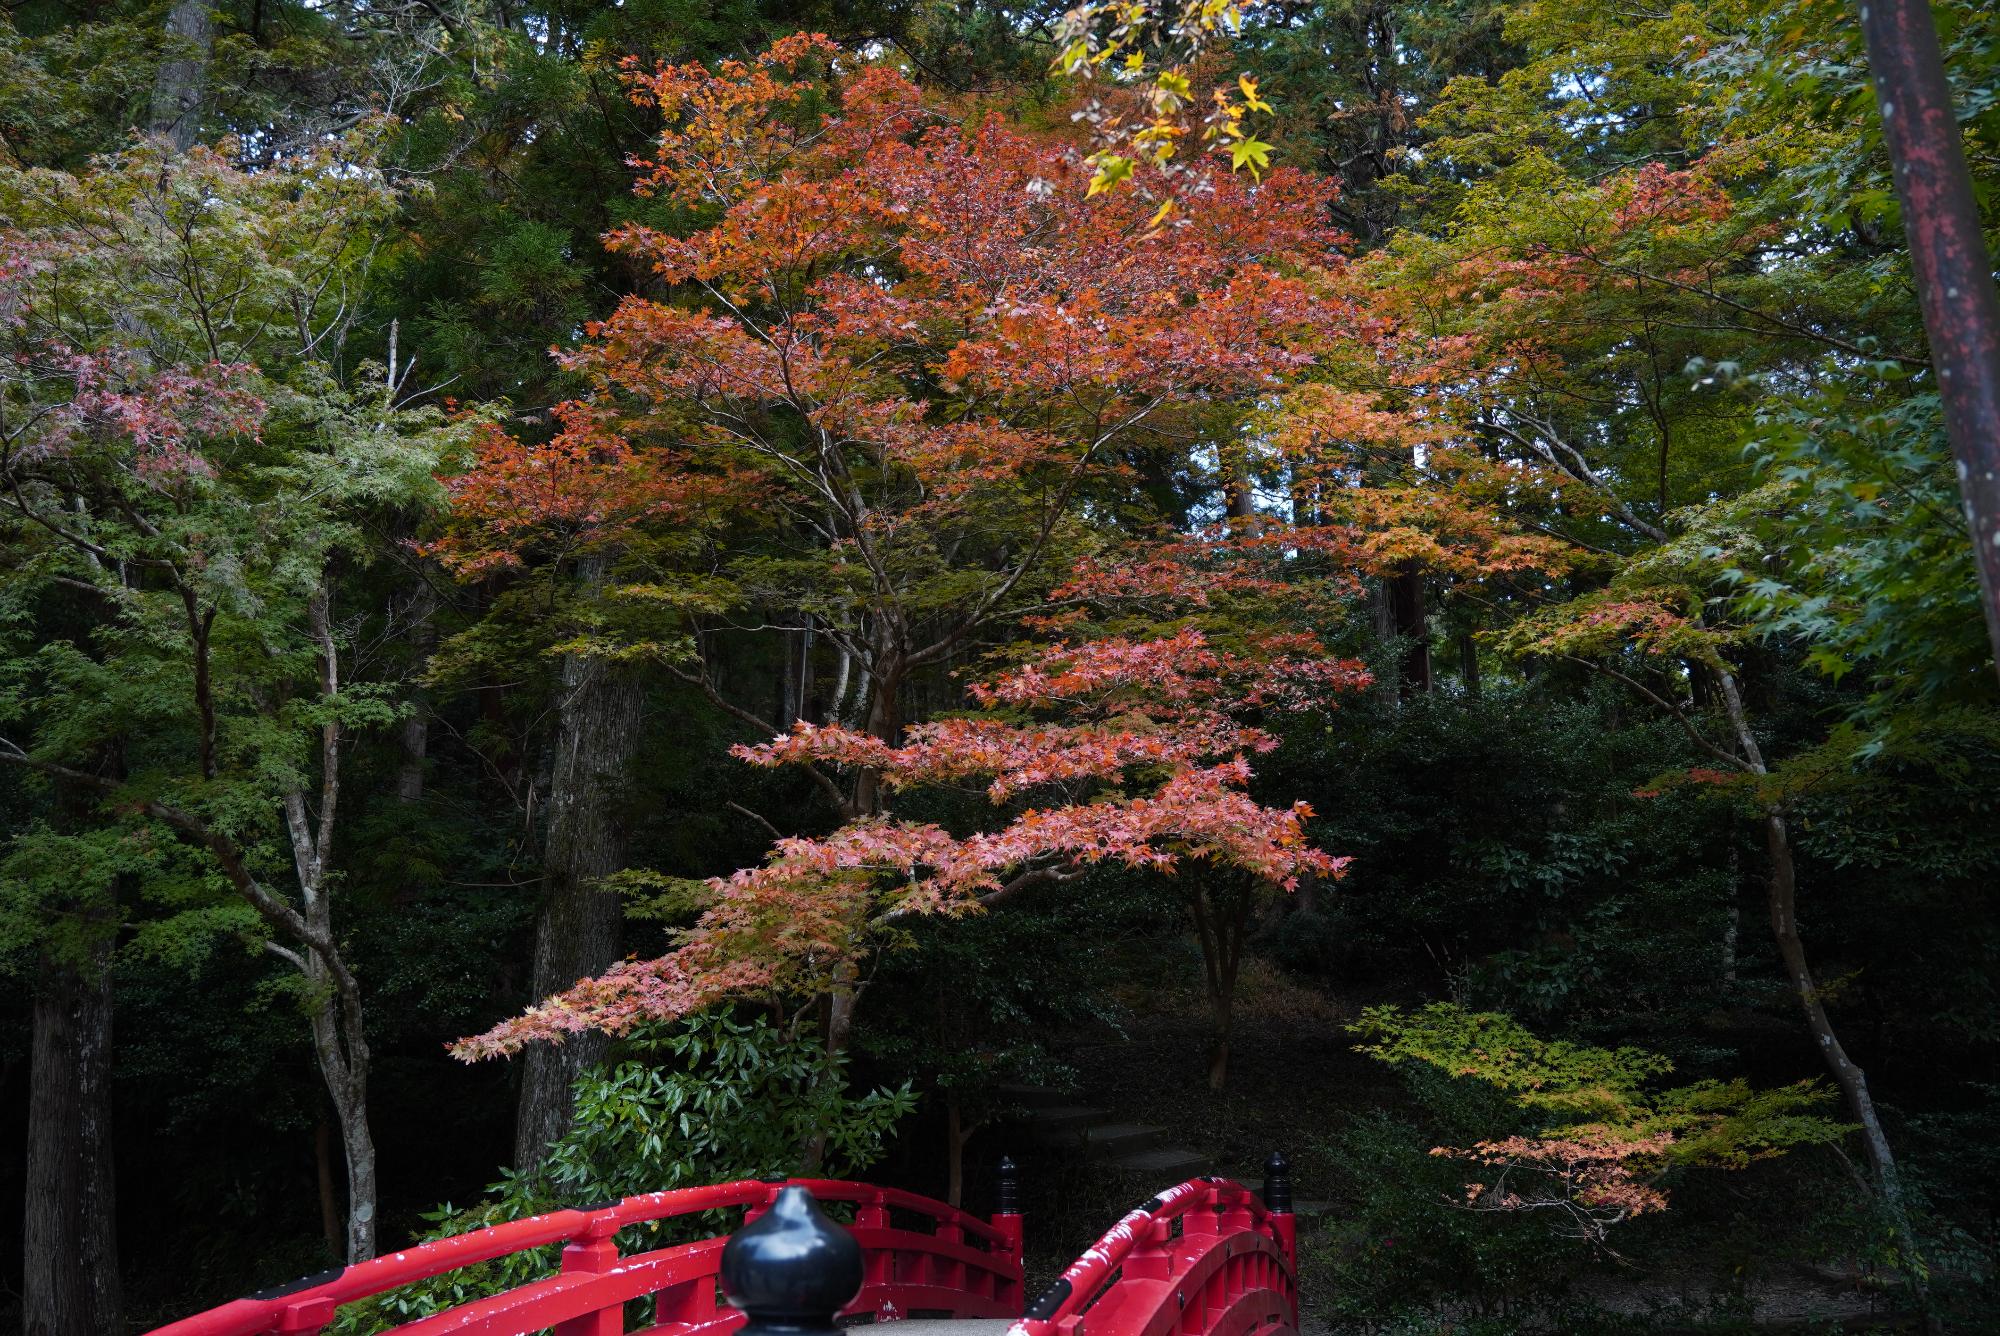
[1228,135,1273,178]
[1087,153,1135,196]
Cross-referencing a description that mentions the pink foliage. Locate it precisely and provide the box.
[971,627,1369,713]
[1438,1127,1674,1242]
[59,351,264,477]
[3,232,265,478]
[9,345,263,480]
[454,623,1362,1061]
[1610,162,1733,231]
[447,44,1370,1063]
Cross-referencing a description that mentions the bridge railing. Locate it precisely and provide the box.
[1012,1155,1298,1336]
[720,1172,1295,1336]
[148,1171,1026,1336]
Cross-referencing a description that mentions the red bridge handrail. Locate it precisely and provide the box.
[149,1177,1024,1336]
[1011,1176,1295,1336]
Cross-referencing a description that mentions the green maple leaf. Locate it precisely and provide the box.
[1228,136,1273,178]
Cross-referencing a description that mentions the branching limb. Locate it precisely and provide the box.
[976,861,1084,909]
[667,661,854,818]
[1558,654,1745,770]
[0,740,363,1004]
[1481,413,1669,544]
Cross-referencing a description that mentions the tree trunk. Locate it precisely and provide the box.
[397,710,429,804]
[300,944,378,1262]
[852,654,904,816]
[1722,846,1741,985]
[1206,1000,1234,1093]
[1372,579,1400,704]
[1189,885,1251,1092]
[797,636,897,1171]
[1763,810,1906,1197]
[1458,633,1481,699]
[149,0,215,151]
[1390,562,1432,697]
[828,636,856,726]
[332,1082,376,1262]
[1225,455,1257,526]
[1856,0,2000,682]
[778,621,813,728]
[1295,870,1320,917]
[285,587,381,1262]
[797,960,866,1174]
[1688,659,1717,710]
[946,1094,966,1210]
[396,583,437,804]
[316,1117,342,1258]
[515,604,644,1170]
[23,946,121,1336]
[1713,670,1917,1245]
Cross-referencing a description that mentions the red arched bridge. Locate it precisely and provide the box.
[148,1157,1300,1336]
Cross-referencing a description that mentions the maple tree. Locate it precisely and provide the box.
[451,607,1370,1076]
[1052,0,1281,197]
[442,35,1378,1096]
[1355,1004,1849,1246]
[0,133,479,1262]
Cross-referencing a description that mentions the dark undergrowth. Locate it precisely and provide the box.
[979,944,1987,1334]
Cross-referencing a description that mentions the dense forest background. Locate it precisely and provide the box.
[2,0,1998,1331]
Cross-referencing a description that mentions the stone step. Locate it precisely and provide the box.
[1108,1146,1213,1181]
[993,1083,1070,1109]
[1081,1123,1166,1156]
[1023,1104,1113,1139]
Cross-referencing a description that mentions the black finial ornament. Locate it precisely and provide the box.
[721,1185,863,1336]
[995,1155,1020,1214]
[1262,1150,1293,1214]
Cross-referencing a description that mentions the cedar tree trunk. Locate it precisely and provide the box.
[23,946,121,1336]
[515,597,644,1168]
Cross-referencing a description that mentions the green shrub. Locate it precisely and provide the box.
[330,1012,913,1333]
[1312,1106,1593,1328]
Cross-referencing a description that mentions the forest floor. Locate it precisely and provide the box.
[1000,950,1910,1333]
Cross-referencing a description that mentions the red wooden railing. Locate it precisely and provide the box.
[1009,1177,1296,1336]
[148,1177,1025,1336]
[150,1163,1298,1336]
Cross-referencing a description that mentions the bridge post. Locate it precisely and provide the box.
[990,1156,1025,1273]
[552,1207,623,1336]
[854,1187,893,1311]
[1262,1151,1296,1271]
[721,1184,864,1336]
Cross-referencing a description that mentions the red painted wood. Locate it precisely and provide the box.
[148,1178,1025,1336]
[1010,1177,1297,1336]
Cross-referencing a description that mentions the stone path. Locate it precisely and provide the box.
[999,1082,1214,1183]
